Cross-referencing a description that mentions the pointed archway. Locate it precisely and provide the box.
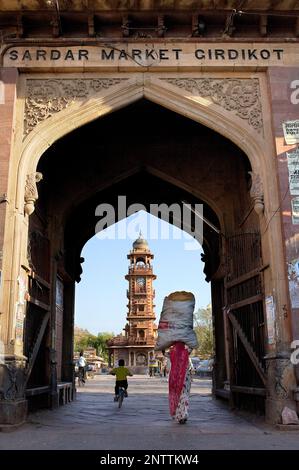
[1,78,296,426]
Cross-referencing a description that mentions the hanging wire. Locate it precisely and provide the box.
[237,10,299,19]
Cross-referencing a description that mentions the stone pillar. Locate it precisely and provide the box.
[0,357,27,430]
[0,68,29,429]
[0,68,19,350]
[148,351,153,376]
[0,68,18,279]
[49,261,59,409]
[61,280,75,387]
[265,354,298,424]
[114,350,118,367]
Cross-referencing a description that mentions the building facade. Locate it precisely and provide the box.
[0,1,299,428]
[107,235,157,373]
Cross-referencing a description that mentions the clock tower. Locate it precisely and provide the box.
[107,234,158,373]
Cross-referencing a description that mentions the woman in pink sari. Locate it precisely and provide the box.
[167,341,192,424]
[158,291,197,424]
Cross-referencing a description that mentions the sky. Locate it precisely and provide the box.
[75,212,211,335]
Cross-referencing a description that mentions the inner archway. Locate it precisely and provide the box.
[24,98,266,415]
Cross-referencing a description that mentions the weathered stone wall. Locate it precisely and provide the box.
[0,69,17,274]
[268,67,299,341]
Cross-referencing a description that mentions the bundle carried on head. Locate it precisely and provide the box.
[155,291,198,351]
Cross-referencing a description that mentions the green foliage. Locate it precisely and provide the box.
[74,327,114,362]
[93,332,115,361]
[193,304,213,359]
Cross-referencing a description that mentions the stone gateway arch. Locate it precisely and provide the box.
[0,1,299,429]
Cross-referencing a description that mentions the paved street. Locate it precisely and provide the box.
[0,375,299,450]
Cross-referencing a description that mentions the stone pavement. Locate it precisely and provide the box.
[0,375,299,450]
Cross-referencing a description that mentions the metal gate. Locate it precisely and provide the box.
[224,232,267,413]
[24,230,51,398]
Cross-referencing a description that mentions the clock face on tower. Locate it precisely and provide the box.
[136,277,146,288]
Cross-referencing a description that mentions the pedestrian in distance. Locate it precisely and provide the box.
[78,350,87,384]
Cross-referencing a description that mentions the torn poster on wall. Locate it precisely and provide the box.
[291,197,299,224]
[288,258,299,309]
[265,295,276,344]
[287,149,299,195]
[283,120,299,145]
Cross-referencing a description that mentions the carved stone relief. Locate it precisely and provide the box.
[161,78,263,134]
[24,78,129,136]
[24,172,43,216]
[249,171,264,215]
[24,77,263,137]
[0,361,26,401]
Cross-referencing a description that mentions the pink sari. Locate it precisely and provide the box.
[168,342,191,423]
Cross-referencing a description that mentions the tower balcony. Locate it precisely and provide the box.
[128,336,156,346]
[128,265,153,274]
[127,289,147,297]
[127,314,156,321]
[135,288,155,296]
[107,336,128,347]
[129,338,147,345]
[131,322,150,329]
[132,288,147,295]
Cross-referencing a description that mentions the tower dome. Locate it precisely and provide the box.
[133,233,149,251]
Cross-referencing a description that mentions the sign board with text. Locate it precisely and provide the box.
[2,43,292,70]
[283,121,299,145]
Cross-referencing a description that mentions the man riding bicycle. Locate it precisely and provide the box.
[110,359,133,402]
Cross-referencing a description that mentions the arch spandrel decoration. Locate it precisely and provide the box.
[160,78,263,135]
[18,74,268,213]
[24,78,130,137]
[23,75,264,139]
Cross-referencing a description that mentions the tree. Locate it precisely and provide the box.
[74,326,114,362]
[74,326,92,352]
[193,304,213,358]
[93,332,114,362]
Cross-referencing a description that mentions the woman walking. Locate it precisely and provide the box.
[156,291,198,424]
[167,342,192,424]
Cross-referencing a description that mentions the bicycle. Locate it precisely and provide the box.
[117,386,126,409]
[78,367,85,387]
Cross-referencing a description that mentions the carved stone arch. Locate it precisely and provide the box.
[17,73,269,212]
[4,70,290,376]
